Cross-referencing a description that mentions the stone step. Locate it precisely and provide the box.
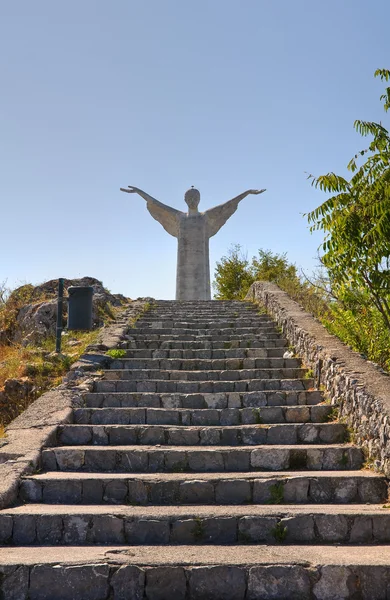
[122,347,287,359]
[41,444,363,473]
[77,404,328,426]
[2,544,390,600]
[57,423,346,447]
[126,327,280,336]
[83,389,324,409]
[124,333,284,342]
[93,377,315,394]
[110,357,301,371]
[136,319,274,328]
[104,367,308,382]
[2,504,390,546]
[20,471,387,505]
[124,339,288,349]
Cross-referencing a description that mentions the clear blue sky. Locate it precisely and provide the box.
[1,1,389,298]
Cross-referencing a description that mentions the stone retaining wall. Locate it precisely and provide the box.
[0,300,149,508]
[247,282,390,477]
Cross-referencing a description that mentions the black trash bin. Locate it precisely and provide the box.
[67,286,94,330]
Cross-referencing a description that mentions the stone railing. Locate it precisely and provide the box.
[0,299,150,508]
[247,281,390,477]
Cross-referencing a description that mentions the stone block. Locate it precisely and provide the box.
[204,393,227,409]
[92,426,109,444]
[313,565,355,600]
[0,565,29,600]
[169,428,200,445]
[171,518,199,543]
[19,479,42,503]
[139,427,165,445]
[110,565,145,600]
[224,450,250,471]
[179,480,215,503]
[238,516,276,542]
[63,515,90,544]
[128,480,148,504]
[150,481,179,504]
[215,479,251,504]
[220,409,241,426]
[189,566,246,600]
[103,480,128,503]
[118,450,148,472]
[242,392,267,407]
[316,514,348,542]
[84,449,116,471]
[126,519,169,544]
[350,516,373,543]
[241,427,267,445]
[29,564,110,600]
[164,450,187,472]
[248,565,311,600]
[192,409,219,426]
[251,448,289,470]
[199,428,221,445]
[83,479,103,503]
[90,515,124,543]
[373,515,390,542]
[36,515,63,544]
[145,567,186,600]
[0,515,13,543]
[202,517,236,543]
[333,478,358,503]
[13,514,36,544]
[55,448,85,471]
[283,477,309,503]
[359,477,387,503]
[188,451,224,471]
[282,515,315,542]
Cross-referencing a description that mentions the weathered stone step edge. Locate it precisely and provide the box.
[110,358,301,369]
[126,330,283,338]
[104,368,308,383]
[3,544,390,600]
[136,319,274,325]
[57,422,346,447]
[21,471,387,505]
[75,405,330,425]
[41,444,363,472]
[122,348,288,358]
[123,339,288,349]
[83,390,324,409]
[2,504,390,546]
[94,377,315,394]
[124,333,284,341]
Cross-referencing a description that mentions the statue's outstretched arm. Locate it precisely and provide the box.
[205,189,266,237]
[120,186,183,238]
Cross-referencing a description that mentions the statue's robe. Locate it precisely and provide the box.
[145,197,241,300]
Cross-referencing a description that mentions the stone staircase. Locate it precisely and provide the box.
[1,300,390,599]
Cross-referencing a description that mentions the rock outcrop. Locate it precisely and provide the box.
[5,277,127,346]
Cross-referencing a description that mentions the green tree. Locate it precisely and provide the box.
[213,244,254,300]
[213,247,299,300]
[306,69,390,330]
[251,249,298,283]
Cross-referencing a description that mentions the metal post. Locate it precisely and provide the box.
[55,278,64,353]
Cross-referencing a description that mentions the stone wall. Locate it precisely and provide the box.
[247,281,390,477]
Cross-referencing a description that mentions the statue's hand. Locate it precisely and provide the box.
[120,186,142,194]
[247,189,266,195]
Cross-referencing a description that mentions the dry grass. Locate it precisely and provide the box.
[0,329,102,427]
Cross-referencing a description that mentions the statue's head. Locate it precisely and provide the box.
[184,187,200,211]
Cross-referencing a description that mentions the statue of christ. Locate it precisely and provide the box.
[120,185,265,300]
